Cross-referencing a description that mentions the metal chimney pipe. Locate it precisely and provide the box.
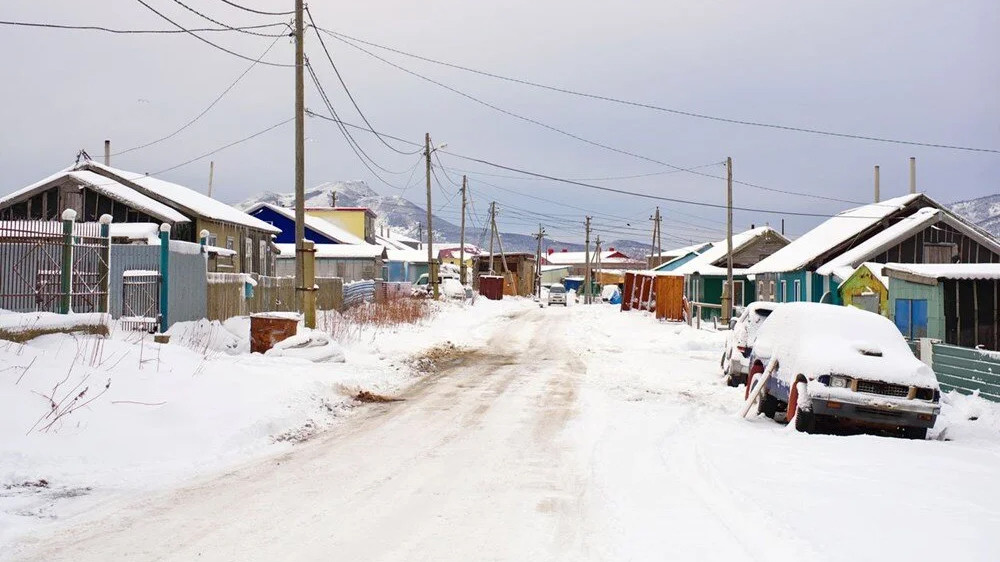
[104,140,111,166]
[874,165,880,202]
[909,157,916,194]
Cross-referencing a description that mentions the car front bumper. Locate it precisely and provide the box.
[809,394,939,429]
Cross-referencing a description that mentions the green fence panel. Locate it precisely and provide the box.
[932,343,1000,402]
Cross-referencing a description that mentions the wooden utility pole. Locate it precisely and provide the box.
[208,161,215,198]
[418,223,423,245]
[459,175,467,285]
[722,156,734,326]
[293,0,314,328]
[650,206,662,266]
[491,205,513,292]
[424,133,438,299]
[534,224,545,298]
[595,235,602,289]
[874,165,880,203]
[584,216,592,304]
[488,202,496,274]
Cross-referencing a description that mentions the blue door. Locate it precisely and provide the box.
[895,299,911,337]
[894,299,928,339]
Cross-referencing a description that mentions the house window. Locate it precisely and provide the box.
[769,281,775,302]
[780,280,787,302]
[207,233,218,247]
[226,236,235,251]
[894,299,928,340]
[244,237,253,273]
[259,240,267,276]
[724,280,744,306]
[793,280,801,302]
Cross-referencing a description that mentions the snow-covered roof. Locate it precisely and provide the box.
[247,202,365,245]
[275,243,385,259]
[78,161,280,233]
[0,169,190,224]
[832,262,889,289]
[540,264,572,272]
[108,222,160,243]
[883,263,1000,281]
[661,241,712,258]
[816,207,1000,276]
[386,249,429,263]
[749,194,924,274]
[670,226,786,275]
[544,250,637,265]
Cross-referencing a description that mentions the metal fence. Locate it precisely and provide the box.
[0,219,109,313]
[930,342,1000,402]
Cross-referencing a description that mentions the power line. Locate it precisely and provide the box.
[321,31,873,206]
[113,34,284,157]
[133,0,293,67]
[0,19,290,34]
[305,8,420,156]
[152,117,293,174]
[303,111,892,219]
[319,28,1000,155]
[216,0,294,17]
[169,0,291,37]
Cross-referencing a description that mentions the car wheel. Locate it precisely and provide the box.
[745,363,764,400]
[787,380,814,433]
[902,426,928,440]
[758,392,779,419]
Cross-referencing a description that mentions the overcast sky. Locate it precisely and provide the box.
[2,0,998,245]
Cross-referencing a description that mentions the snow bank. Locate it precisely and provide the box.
[265,331,346,363]
[0,311,110,334]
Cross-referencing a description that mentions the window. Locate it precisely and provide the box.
[259,240,267,275]
[226,236,235,251]
[724,280,744,306]
[244,237,253,273]
[894,299,928,340]
[207,233,218,247]
[769,281,775,302]
[780,280,787,302]
[793,280,801,302]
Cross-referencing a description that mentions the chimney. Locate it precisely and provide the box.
[874,165,880,202]
[104,140,111,166]
[750,224,755,230]
[909,157,916,194]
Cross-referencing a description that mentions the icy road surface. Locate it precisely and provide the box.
[11,305,1000,561]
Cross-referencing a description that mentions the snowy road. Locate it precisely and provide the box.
[10,304,1000,561]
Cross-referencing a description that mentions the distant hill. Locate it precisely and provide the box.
[950,194,1000,238]
[236,181,652,258]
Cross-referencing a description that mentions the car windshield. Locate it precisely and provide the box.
[551,286,566,293]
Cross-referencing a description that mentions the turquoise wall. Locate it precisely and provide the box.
[888,278,945,340]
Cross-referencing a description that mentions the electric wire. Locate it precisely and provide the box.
[169,0,291,37]
[151,117,294,175]
[216,0,293,16]
[113,34,284,157]
[134,0,293,67]
[305,8,421,155]
[0,19,291,34]
[318,28,1000,155]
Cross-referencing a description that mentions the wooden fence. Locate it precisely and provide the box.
[206,274,344,321]
[621,272,684,321]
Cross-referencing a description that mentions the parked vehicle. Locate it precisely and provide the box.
[747,302,940,438]
[413,271,461,296]
[600,284,620,302]
[721,302,780,387]
[548,284,568,306]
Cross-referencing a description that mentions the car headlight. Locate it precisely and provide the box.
[914,387,936,401]
[829,376,851,389]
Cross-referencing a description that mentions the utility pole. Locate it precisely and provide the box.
[207,161,215,198]
[104,140,111,166]
[650,206,662,267]
[418,223,423,246]
[657,209,662,262]
[424,132,438,299]
[293,0,314,328]
[459,175,468,285]
[874,165,880,203]
[584,216,592,304]
[722,156,734,326]
[331,191,337,207]
[595,235,602,289]
[491,205,513,292]
[488,202,496,274]
[534,224,545,298]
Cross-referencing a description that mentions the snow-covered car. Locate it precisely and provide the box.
[548,284,567,306]
[747,302,940,438]
[721,301,779,387]
[413,272,461,297]
[440,278,468,300]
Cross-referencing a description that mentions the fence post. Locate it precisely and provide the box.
[60,209,77,314]
[302,240,316,328]
[159,223,170,333]
[98,214,113,313]
[918,338,936,367]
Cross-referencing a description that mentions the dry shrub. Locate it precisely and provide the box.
[0,324,109,344]
[319,296,436,342]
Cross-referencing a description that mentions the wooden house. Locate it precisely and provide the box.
[884,263,1000,350]
[474,252,537,296]
[750,194,1000,305]
[0,160,280,274]
[837,263,890,316]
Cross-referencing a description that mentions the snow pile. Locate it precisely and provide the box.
[935,391,1000,442]
[265,330,346,363]
[0,312,110,335]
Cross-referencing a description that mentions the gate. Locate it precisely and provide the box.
[121,270,160,332]
[0,219,110,313]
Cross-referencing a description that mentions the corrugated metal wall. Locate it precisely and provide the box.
[168,245,208,324]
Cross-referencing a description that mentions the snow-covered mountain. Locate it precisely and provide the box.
[950,194,1000,237]
[236,181,652,257]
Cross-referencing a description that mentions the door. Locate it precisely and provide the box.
[894,299,928,339]
[854,293,880,314]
